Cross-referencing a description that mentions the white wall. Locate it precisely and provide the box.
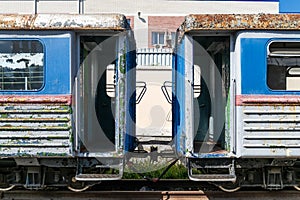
[0,1,279,15]
[84,0,278,15]
[134,16,149,50]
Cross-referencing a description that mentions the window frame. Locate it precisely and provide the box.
[267,40,300,91]
[151,31,165,46]
[0,39,45,92]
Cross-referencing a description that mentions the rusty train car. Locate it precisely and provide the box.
[173,14,300,191]
[0,14,136,191]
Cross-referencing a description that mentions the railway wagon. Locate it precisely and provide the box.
[0,14,136,191]
[173,14,300,191]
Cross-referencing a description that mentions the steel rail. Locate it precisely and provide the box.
[1,190,300,200]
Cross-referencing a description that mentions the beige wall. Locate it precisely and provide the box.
[136,66,172,139]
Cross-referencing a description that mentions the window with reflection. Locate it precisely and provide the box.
[267,41,300,90]
[0,40,44,91]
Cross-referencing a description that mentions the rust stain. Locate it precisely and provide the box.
[0,95,72,105]
[0,14,127,30]
[181,14,300,32]
[236,95,300,106]
[0,14,34,29]
[0,118,69,122]
[0,102,72,156]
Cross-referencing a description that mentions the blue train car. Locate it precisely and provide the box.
[0,14,136,191]
[174,14,300,191]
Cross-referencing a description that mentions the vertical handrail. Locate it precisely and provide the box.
[232,79,236,154]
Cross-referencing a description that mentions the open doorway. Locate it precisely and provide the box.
[193,36,230,154]
[78,35,117,153]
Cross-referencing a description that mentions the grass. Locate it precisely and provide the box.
[123,158,188,179]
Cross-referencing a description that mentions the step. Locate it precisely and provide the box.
[75,173,122,181]
[189,174,236,182]
[188,158,236,182]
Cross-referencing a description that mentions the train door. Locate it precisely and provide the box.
[192,35,230,155]
[184,35,234,182]
[77,35,117,153]
[74,34,126,181]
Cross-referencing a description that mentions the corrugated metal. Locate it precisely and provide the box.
[239,105,300,157]
[136,48,173,66]
[236,95,300,157]
[0,14,127,30]
[0,103,72,157]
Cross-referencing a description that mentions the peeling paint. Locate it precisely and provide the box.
[0,101,72,157]
[0,14,127,30]
[0,95,72,105]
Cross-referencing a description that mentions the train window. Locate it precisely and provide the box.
[267,42,300,90]
[0,40,44,91]
[193,64,201,98]
[106,64,116,97]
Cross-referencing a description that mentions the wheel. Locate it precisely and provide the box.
[67,185,90,192]
[218,185,241,193]
[0,184,15,191]
[294,185,300,191]
[67,176,90,192]
[215,181,241,193]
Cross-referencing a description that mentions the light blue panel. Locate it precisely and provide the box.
[279,0,300,13]
[43,37,71,94]
[241,38,300,95]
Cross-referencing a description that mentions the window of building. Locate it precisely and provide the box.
[0,40,44,91]
[152,32,165,46]
[267,41,300,90]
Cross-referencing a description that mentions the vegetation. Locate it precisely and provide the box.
[123,158,188,180]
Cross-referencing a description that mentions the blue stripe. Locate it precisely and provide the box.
[173,36,186,154]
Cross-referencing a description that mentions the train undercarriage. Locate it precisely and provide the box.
[188,157,300,192]
[0,156,299,192]
[0,157,124,192]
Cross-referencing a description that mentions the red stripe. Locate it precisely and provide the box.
[0,95,72,105]
[236,95,300,106]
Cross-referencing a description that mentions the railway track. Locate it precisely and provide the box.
[1,190,300,200]
[0,180,300,199]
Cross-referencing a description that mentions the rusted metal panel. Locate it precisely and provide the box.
[0,100,72,157]
[181,14,300,32]
[0,95,72,104]
[236,95,300,106]
[0,14,127,30]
